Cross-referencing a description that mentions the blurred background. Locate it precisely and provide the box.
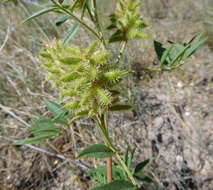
[0,0,212,189]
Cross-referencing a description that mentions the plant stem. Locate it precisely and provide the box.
[116,41,127,64]
[138,62,185,73]
[86,4,95,22]
[94,115,137,186]
[107,157,112,182]
[103,114,112,183]
[115,152,137,185]
[97,114,113,183]
[51,0,102,41]
[92,0,107,48]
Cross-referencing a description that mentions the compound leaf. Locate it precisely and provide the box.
[44,98,68,124]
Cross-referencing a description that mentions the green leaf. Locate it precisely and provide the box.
[107,24,117,30]
[91,180,137,190]
[70,0,79,12]
[59,56,82,65]
[134,172,153,183]
[154,40,167,63]
[109,90,120,96]
[168,42,185,53]
[109,104,132,112]
[14,133,56,145]
[55,15,70,26]
[133,157,155,174]
[127,147,136,170]
[124,146,130,167]
[23,6,57,23]
[160,44,174,66]
[108,30,125,43]
[133,157,155,182]
[87,41,98,55]
[169,43,191,66]
[119,0,125,11]
[44,98,68,124]
[81,0,88,19]
[62,0,71,7]
[77,144,114,159]
[29,121,62,135]
[63,23,79,45]
[183,33,207,60]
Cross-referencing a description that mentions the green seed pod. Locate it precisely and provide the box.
[107,0,147,42]
[39,40,127,117]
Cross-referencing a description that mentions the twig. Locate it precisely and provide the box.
[0,104,29,127]
[0,19,10,53]
[0,135,90,171]
[6,75,22,96]
[69,124,77,156]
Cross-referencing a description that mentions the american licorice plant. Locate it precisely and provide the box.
[12,0,206,189]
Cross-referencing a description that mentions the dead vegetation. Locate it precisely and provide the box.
[0,0,212,189]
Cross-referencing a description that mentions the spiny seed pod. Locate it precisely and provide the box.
[40,40,127,117]
[108,0,147,42]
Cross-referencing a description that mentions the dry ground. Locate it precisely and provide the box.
[0,0,212,189]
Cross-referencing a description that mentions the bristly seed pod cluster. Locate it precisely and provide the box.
[40,41,127,117]
[107,0,147,43]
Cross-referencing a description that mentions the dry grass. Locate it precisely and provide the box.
[0,0,213,189]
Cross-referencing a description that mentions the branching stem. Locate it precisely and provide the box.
[51,0,102,42]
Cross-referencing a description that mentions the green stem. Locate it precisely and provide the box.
[86,4,95,22]
[138,62,185,73]
[93,115,137,186]
[51,0,101,41]
[93,116,115,150]
[116,41,127,64]
[115,152,137,185]
[92,0,107,48]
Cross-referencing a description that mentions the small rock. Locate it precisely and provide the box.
[156,93,167,101]
[176,155,184,169]
[177,81,184,88]
[185,111,190,116]
[153,117,164,128]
